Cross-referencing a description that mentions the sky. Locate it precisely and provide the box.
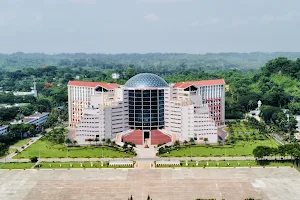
[0,0,300,54]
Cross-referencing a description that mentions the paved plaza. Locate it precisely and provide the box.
[0,168,300,200]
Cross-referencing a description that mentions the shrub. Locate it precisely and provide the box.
[30,156,38,163]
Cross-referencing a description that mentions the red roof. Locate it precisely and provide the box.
[174,79,225,89]
[68,81,119,90]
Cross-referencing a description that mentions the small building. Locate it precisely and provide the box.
[0,125,8,135]
[12,81,37,97]
[22,112,49,130]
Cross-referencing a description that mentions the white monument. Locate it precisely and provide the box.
[257,100,262,110]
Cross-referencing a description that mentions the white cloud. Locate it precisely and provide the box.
[144,13,160,22]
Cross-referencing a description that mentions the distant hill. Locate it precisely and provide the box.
[1,52,300,71]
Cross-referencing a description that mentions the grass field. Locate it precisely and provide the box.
[15,139,134,159]
[160,138,279,157]
[12,138,32,147]
[36,162,134,168]
[0,162,34,169]
[225,122,258,133]
[156,160,293,168]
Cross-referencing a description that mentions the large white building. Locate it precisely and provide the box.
[68,73,225,145]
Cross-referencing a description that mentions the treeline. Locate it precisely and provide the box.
[262,57,300,79]
[253,144,300,160]
[0,93,36,104]
[0,123,36,155]
[2,52,300,72]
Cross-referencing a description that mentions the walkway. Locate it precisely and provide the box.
[0,135,42,162]
[5,156,258,164]
[1,168,300,200]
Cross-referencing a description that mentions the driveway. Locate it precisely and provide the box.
[0,135,42,162]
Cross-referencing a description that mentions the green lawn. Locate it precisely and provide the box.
[0,162,34,169]
[15,139,134,159]
[12,138,32,147]
[36,162,133,168]
[160,138,279,157]
[156,160,293,168]
[225,122,258,134]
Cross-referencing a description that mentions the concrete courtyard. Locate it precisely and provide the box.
[0,168,300,200]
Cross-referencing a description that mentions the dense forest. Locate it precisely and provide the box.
[2,52,300,72]
[0,56,299,121]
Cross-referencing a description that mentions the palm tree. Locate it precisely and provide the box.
[173,140,180,147]
[65,138,72,146]
[87,138,93,146]
[106,138,111,146]
[94,138,99,146]
[204,138,208,145]
[245,134,250,141]
[217,139,222,146]
[72,140,78,146]
[189,138,195,145]
[123,142,128,150]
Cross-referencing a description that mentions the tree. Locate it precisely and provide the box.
[87,138,93,146]
[109,141,115,147]
[73,140,78,146]
[123,142,128,150]
[218,139,222,146]
[65,138,72,146]
[9,123,35,139]
[106,138,111,146]
[30,156,38,163]
[45,128,66,144]
[94,138,99,146]
[253,146,272,159]
[204,138,208,145]
[183,140,188,145]
[173,140,180,147]
[189,138,195,145]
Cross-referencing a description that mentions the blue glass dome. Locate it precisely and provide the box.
[125,73,168,88]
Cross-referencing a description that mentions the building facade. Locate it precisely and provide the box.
[22,112,49,130]
[68,73,225,145]
[0,126,8,135]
